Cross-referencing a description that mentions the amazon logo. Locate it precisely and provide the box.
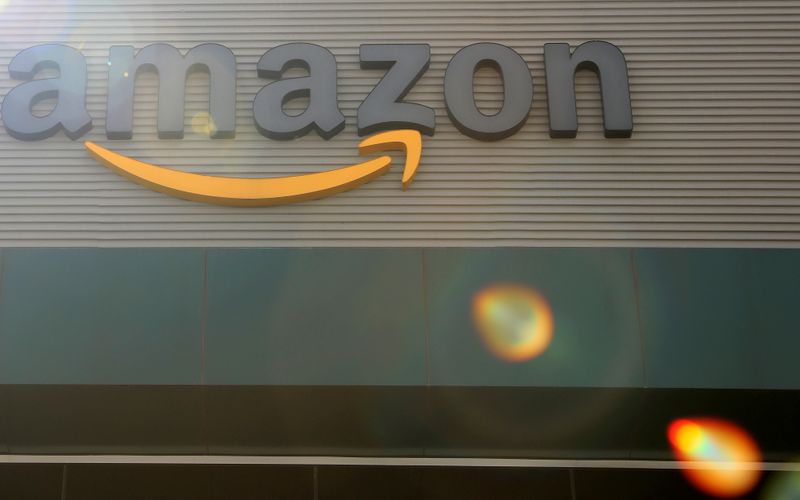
[1,41,632,206]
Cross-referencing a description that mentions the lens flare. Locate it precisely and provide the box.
[191,111,217,136]
[668,417,762,498]
[472,284,554,362]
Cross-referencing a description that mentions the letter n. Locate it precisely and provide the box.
[544,41,633,138]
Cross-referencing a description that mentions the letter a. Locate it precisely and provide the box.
[253,43,345,140]
[2,44,91,140]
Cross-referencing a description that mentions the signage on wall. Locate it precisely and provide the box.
[1,41,632,206]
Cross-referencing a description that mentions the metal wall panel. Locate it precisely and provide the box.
[0,0,798,247]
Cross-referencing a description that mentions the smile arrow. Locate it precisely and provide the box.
[84,129,422,206]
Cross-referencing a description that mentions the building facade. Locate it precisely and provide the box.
[0,0,798,498]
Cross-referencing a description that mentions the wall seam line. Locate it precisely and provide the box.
[629,248,649,388]
[200,249,208,385]
[421,249,432,387]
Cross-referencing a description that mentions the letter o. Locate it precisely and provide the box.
[444,43,533,141]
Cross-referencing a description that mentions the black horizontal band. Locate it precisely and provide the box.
[1,385,797,461]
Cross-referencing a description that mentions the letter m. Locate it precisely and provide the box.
[106,43,236,139]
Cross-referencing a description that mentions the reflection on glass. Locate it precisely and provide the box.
[668,417,762,498]
[472,283,553,362]
[761,470,800,500]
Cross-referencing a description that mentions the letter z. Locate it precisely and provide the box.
[357,44,435,136]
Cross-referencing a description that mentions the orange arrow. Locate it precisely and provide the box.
[84,129,422,206]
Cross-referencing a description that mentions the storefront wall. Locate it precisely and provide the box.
[0,1,799,498]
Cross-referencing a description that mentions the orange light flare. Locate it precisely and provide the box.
[471,284,554,362]
[667,417,763,498]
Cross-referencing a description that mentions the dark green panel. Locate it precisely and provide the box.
[424,248,643,386]
[0,251,6,452]
[425,387,644,459]
[0,385,797,459]
[204,249,427,385]
[0,249,204,384]
[205,386,427,456]
[630,387,800,461]
[634,249,758,388]
[0,247,796,391]
[747,250,800,389]
[4,385,205,454]
[0,385,7,454]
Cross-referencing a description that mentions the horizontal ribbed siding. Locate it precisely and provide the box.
[0,0,798,247]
